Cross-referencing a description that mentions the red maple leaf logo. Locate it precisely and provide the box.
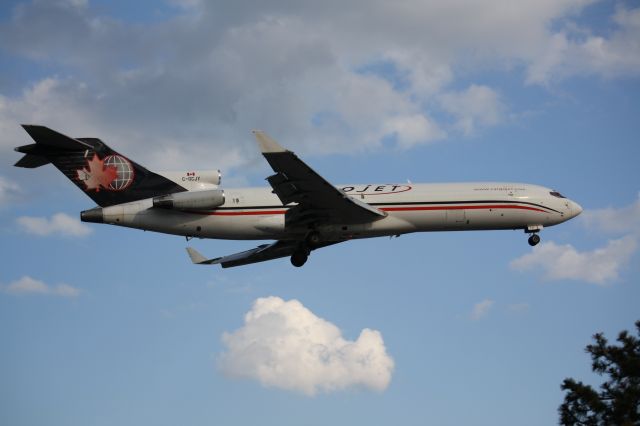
[76,154,118,192]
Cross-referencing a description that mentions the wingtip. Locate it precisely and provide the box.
[186,247,221,265]
[252,130,286,153]
[186,247,207,264]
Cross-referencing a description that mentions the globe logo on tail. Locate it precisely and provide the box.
[76,153,134,192]
[104,155,134,190]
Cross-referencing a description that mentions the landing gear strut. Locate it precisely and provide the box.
[527,233,541,247]
[290,231,323,267]
[289,231,322,267]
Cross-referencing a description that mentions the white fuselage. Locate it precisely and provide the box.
[100,182,582,242]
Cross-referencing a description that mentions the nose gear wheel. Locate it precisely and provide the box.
[528,233,541,246]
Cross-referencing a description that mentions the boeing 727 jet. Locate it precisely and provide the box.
[14,125,582,268]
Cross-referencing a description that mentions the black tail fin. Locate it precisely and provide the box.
[14,125,186,207]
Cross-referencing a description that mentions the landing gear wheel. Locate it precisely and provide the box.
[528,234,541,246]
[290,251,308,267]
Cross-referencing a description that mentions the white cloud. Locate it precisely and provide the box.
[3,276,80,297]
[218,296,394,396]
[510,236,637,285]
[439,85,504,135]
[526,6,640,84]
[581,193,640,235]
[513,194,640,285]
[0,175,21,206]
[470,299,495,321]
[382,114,445,148]
[382,49,453,97]
[17,212,92,237]
[1,0,634,175]
[0,78,102,153]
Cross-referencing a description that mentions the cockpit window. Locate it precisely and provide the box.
[550,191,566,198]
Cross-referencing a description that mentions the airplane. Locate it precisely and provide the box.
[14,125,582,268]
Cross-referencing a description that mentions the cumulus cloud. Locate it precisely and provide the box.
[439,85,504,135]
[0,3,447,168]
[581,193,640,235]
[218,296,394,396]
[470,299,495,320]
[1,0,635,174]
[382,114,445,148]
[510,236,637,285]
[2,275,80,297]
[513,194,640,285]
[17,212,92,237]
[526,6,640,83]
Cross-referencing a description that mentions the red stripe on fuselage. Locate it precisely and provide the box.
[194,210,288,216]
[189,203,550,216]
[381,204,548,213]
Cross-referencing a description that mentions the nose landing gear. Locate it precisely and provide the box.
[525,225,542,247]
[524,225,542,247]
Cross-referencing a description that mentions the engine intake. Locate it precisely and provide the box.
[153,189,225,210]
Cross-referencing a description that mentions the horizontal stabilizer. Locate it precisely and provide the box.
[14,153,50,168]
[21,124,93,150]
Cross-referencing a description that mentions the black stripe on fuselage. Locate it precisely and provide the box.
[371,199,562,214]
[210,199,561,214]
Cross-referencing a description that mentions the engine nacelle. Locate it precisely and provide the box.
[153,189,225,210]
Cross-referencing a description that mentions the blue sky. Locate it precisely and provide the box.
[1,1,639,425]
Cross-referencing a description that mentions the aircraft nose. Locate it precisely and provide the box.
[570,200,583,217]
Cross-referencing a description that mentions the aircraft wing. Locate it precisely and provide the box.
[186,241,338,268]
[253,131,386,226]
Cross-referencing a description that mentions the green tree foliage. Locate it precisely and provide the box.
[559,321,640,425]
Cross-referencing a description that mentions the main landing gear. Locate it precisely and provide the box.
[290,249,309,267]
[289,231,321,267]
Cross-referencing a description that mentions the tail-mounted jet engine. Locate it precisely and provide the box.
[153,189,225,210]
